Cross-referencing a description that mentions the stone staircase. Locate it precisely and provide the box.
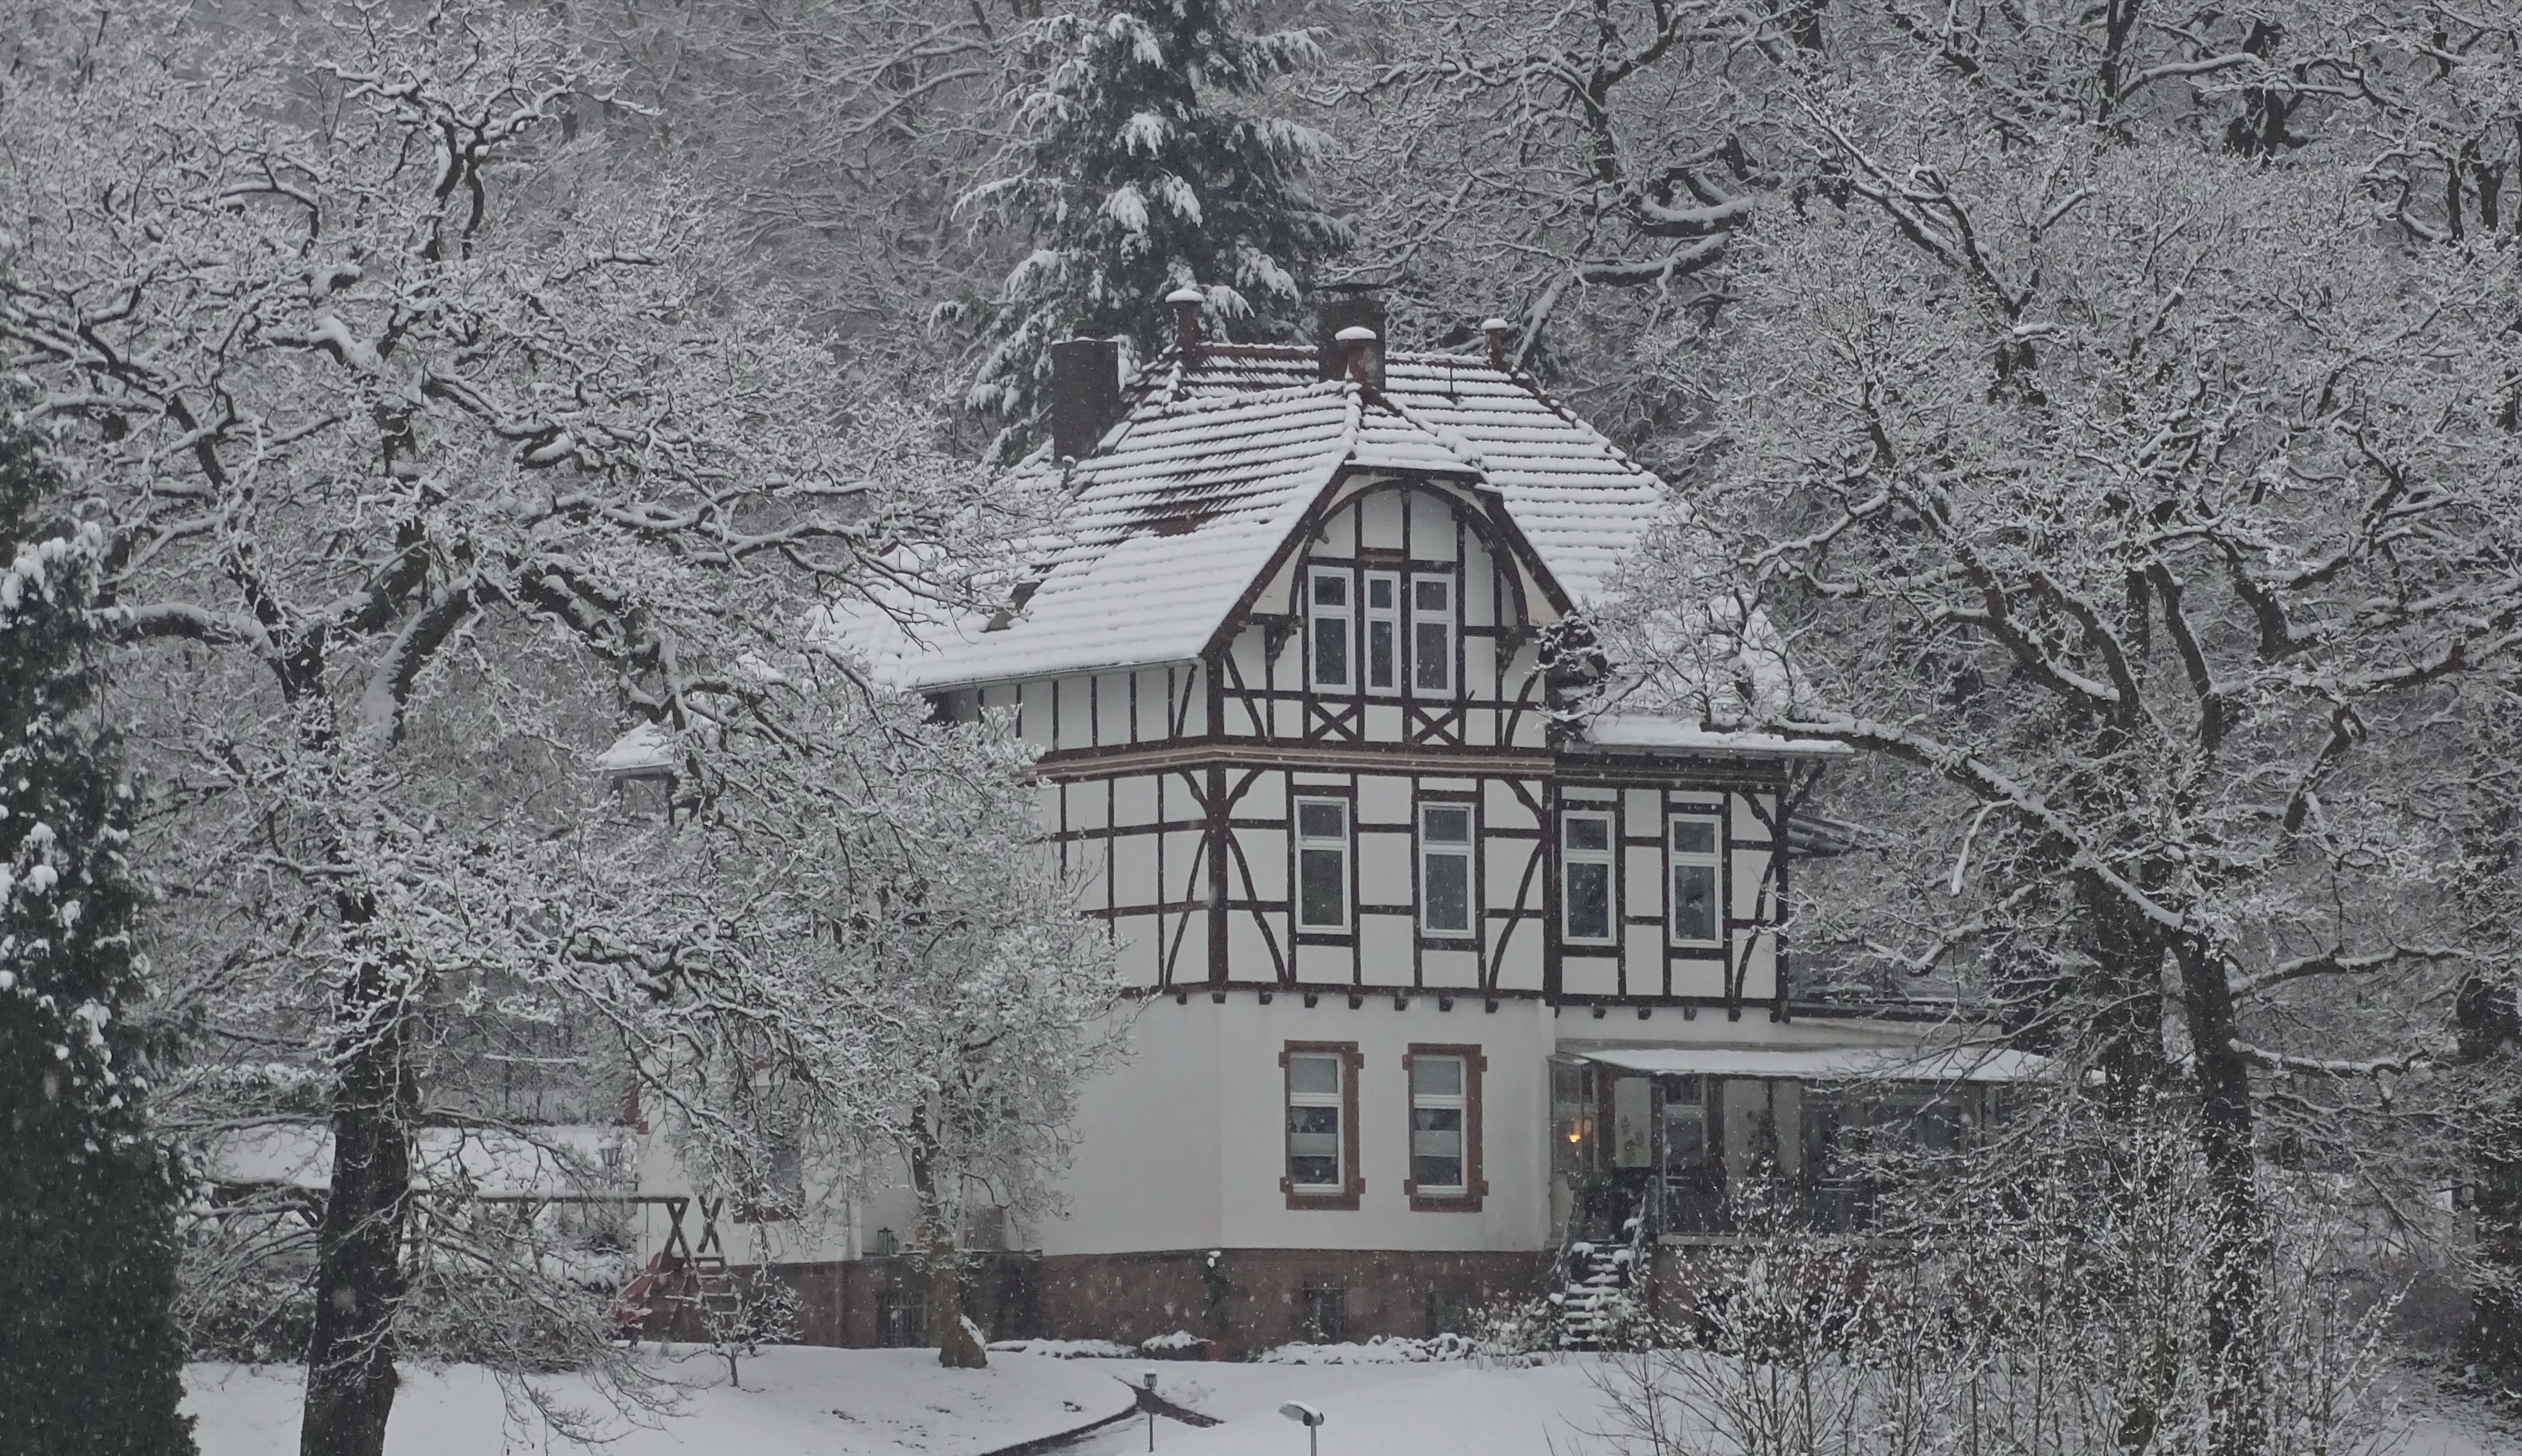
[1550,1223,1641,1350]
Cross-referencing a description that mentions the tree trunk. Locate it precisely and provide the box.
[2176,938,2269,1456]
[300,952,416,1456]
[905,1111,986,1369]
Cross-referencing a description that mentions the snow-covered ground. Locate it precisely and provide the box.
[186,1346,2522,1456]
[183,1347,1138,1456]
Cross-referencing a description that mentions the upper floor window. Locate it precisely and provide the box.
[1419,804,1474,936]
[1295,798,1351,931]
[1669,814,1724,946]
[1412,577,1454,695]
[1562,810,1614,942]
[1309,571,1351,689]
[1365,572,1400,690]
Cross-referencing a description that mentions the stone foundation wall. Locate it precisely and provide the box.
[689,1247,1552,1358]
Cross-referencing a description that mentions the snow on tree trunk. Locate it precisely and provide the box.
[2,6,1066,1452]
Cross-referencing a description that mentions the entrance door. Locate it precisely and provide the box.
[1658,1077,1726,1233]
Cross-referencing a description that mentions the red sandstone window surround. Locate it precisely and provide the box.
[1403,1044,1487,1212]
[1280,1041,1364,1210]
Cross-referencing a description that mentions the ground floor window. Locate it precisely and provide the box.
[1281,1042,1362,1208]
[1405,1044,1486,1211]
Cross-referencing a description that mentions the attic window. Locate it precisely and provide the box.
[1365,573,1399,690]
[1309,571,1352,689]
[1411,577,1454,695]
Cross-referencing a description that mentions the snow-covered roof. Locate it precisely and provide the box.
[890,344,1671,692]
[1573,713,1852,758]
[1577,1044,2055,1084]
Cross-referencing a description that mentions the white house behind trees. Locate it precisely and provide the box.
[559,293,2051,1352]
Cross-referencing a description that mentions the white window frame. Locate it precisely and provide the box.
[1668,812,1725,947]
[1409,574,1455,696]
[1364,570,1401,692]
[1286,1053,1346,1192]
[1308,569,1353,690]
[1561,808,1616,943]
[1409,1054,1468,1194]
[1418,802,1475,938]
[1294,797,1352,931]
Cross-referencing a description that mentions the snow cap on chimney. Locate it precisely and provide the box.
[1335,325,1377,384]
[1482,318,1513,369]
[1166,287,1205,356]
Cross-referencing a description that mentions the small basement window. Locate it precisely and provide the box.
[1309,570,1352,689]
[1295,798,1350,931]
[1419,804,1474,936]
[1562,810,1614,942]
[1669,814,1724,946]
[1411,577,1454,695]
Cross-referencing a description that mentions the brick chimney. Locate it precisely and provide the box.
[1483,317,1513,369]
[1049,338,1122,462]
[1167,286,1206,360]
[1314,286,1386,388]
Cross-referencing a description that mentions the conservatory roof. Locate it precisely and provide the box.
[884,344,1671,692]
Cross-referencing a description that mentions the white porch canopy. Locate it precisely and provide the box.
[1576,1044,2055,1084]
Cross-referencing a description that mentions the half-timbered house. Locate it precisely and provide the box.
[732,292,2039,1353]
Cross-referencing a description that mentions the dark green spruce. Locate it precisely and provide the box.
[0,411,195,1456]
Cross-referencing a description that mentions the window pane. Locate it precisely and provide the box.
[1368,618,1395,688]
[1412,1055,1464,1099]
[1414,579,1449,612]
[1565,815,1609,852]
[1424,853,1469,932]
[1290,1100,1341,1186]
[1567,861,1610,939]
[1298,801,1346,839]
[1414,620,1450,690]
[1673,863,1718,941]
[1412,1107,1463,1188]
[1671,818,1717,855]
[1423,807,1470,843]
[1368,577,1395,610]
[1289,1054,1340,1096]
[1313,574,1347,607]
[1300,846,1346,926]
[1312,615,1348,685]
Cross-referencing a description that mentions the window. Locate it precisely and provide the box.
[1282,1042,1360,1207]
[1669,814,1724,946]
[1411,577,1454,694]
[1295,799,1350,930]
[1419,804,1474,936]
[1365,572,1400,690]
[1410,1055,1466,1191]
[1405,1044,1485,1210]
[1300,1283,1347,1343]
[1309,571,1351,688]
[1287,1054,1344,1188]
[1562,810,1614,941]
[877,1282,926,1347]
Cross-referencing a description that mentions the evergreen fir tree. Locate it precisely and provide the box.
[0,409,195,1456]
[961,0,1352,454]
